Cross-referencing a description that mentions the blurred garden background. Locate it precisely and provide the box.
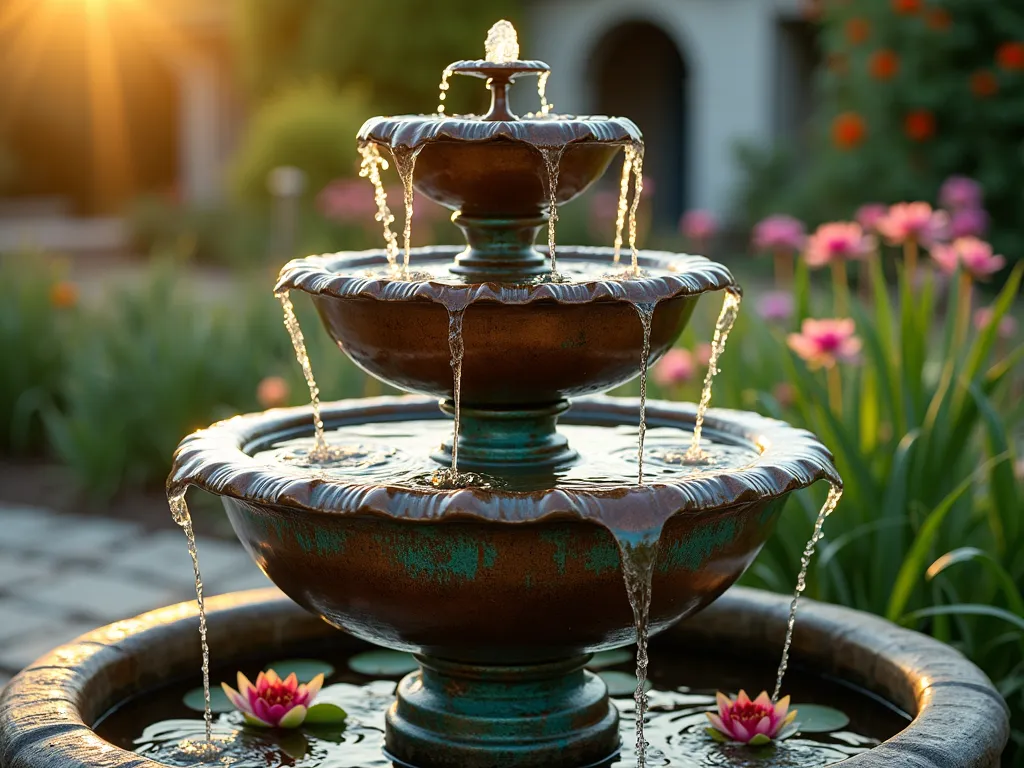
[0,0,1022,758]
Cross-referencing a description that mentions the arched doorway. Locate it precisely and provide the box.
[592,22,687,229]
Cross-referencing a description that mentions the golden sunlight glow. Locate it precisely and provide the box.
[1,0,192,209]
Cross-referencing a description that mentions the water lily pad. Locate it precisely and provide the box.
[305,702,348,725]
[792,704,850,733]
[586,650,633,670]
[265,659,335,683]
[599,671,653,697]
[348,650,419,677]
[182,686,233,713]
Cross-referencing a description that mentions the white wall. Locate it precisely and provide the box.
[527,0,781,219]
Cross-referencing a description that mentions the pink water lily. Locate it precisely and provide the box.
[804,222,874,267]
[931,237,1005,280]
[707,690,797,745]
[787,318,862,369]
[222,669,325,728]
[876,202,949,247]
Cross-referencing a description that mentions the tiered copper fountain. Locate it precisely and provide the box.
[166,22,840,768]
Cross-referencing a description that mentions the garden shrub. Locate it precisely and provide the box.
[739,0,1024,267]
[0,252,76,454]
[229,82,375,204]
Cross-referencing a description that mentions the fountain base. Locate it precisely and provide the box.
[432,399,579,472]
[384,654,620,768]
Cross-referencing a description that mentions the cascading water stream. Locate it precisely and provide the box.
[625,143,645,275]
[391,146,423,274]
[540,147,565,276]
[613,530,663,768]
[167,489,216,753]
[772,482,844,701]
[613,146,636,265]
[633,302,657,485]
[537,71,552,115]
[358,143,401,273]
[684,288,742,463]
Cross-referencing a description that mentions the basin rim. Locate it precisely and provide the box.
[275,246,736,308]
[169,395,841,530]
[0,587,1008,768]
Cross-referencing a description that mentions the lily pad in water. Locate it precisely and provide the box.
[182,686,233,713]
[348,650,419,676]
[264,659,335,683]
[792,704,850,733]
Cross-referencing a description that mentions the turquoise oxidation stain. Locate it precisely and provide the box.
[376,526,498,584]
[585,539,620,576]
[659,515,740,572]
[539,529,570,576]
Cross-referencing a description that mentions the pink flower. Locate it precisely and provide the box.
[949,208,989,239]
[876,202,949,247]
[856,203,888,233]
[222,669,324,728]
[931,237,1005,280]
[973,307,1018,338]
[804,222,875,268]
[680,210,718,241]
[317,179,377,223]
[787,318,862,369]
[940,176,983,211]
[653,348,695,387]
[257,376,290,408]
[706,690,796,745]
[772,382,796,409]
[752,215,806,253]
[756,291,795,323]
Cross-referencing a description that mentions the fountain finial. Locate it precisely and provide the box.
[485,20,520,63]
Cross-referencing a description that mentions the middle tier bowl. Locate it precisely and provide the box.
[277,246,735,407]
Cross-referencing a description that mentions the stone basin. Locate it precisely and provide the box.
[0,587,1008,767]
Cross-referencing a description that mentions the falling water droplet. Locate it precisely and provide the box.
[613,146,636,265]
[772,482,844,701]
[633,302,657,485]
[437,66,453,114]
[358,142,400,272]
[685,288,742,463]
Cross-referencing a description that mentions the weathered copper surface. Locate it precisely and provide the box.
[167,396,838,663]
[0,587,1008,767]
[277,247,733,406]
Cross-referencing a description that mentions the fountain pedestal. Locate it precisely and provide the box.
[385,655,619,768]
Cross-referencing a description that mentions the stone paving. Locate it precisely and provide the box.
[0,504,271,689]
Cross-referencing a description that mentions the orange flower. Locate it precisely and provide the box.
[869,49,900,80]
[832,112,867,149]
[50,281,77,309]
[997,42,1024,71]
[845,17,871,45]
[892,0,921,13]
[257,376,291,408]
[970,70,999,98]
[904,110,936,141]
[926,8,951,30]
